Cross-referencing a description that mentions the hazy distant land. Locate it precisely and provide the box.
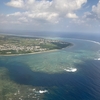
[0,35,73,55]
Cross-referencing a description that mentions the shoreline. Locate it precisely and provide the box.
[0,49,58,56]
[0,44,73,57]
[0,49,59,57]
[0,34,73,57]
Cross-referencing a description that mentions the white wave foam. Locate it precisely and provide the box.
[85,40,100,45]
[64,68,77,72]
[98,58,100,60]
[65,37,100,46]
[39,90,48,94]
[94,58,100,60]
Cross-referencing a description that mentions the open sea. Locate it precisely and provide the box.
[0,35,100,100]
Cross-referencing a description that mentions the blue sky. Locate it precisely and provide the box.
[0,0,100,34]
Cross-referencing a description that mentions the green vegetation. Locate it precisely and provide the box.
[0,35,73,55]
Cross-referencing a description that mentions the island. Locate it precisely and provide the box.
[0,35,73,55]
[0,35,74,100]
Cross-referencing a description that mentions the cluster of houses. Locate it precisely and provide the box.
[0,43,47,53]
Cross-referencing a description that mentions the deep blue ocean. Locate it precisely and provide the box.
[0,33,100,100]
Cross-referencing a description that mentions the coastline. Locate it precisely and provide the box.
[0,34,73,57]
[0,44,73,57]
[0,49,59,57]
[4,35,100,57]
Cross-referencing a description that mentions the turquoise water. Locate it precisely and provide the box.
[1,38,99,73]
[0,38,100,100]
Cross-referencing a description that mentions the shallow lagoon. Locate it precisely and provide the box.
[0,38,100,100]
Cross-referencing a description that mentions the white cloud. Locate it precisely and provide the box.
[5,0,87,22]
[72,18,85,25]
[66,13,78,18]
[83,0,100,20]
[7,12,22,17]
[53,0,87,12]
[26,11,58,23]
[2,0,89,32]
[6,0,24,8]
[92,0,100,18]
[70,0,100,31]
[18,17,28,22]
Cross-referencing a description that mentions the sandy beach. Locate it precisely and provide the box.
[0,49,59,57]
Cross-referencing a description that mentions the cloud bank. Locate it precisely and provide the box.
[5,0,87,23]
[0,0,100,33]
